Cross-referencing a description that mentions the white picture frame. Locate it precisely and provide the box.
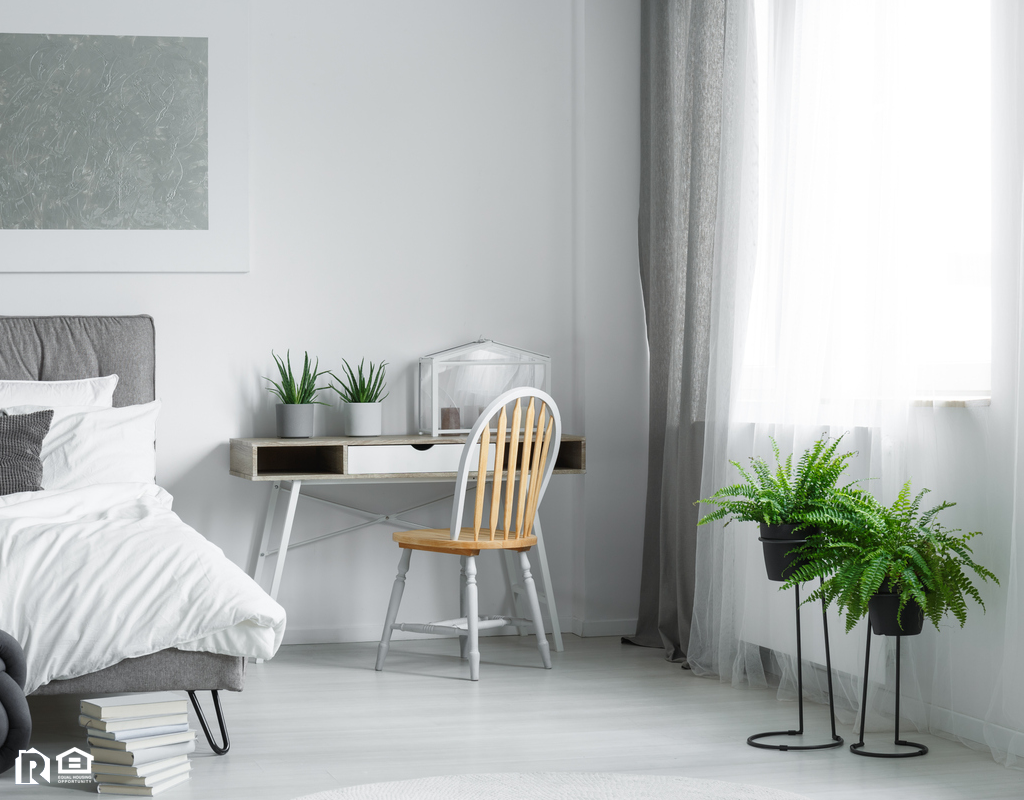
[0,0,248,272]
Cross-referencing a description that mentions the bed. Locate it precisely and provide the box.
[0,315,286,755]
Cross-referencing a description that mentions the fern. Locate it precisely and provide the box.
[696,434,865,532]
[786,480,998,631]
[698,437,999,633]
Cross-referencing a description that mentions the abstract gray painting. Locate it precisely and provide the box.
[0,33,208,230]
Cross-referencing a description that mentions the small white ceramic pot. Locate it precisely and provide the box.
[344,402,382,436]
[277,403,315,438]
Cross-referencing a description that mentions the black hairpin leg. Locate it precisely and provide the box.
[850,628,927,757]
[188,690,231,755]
[748,583,843,750]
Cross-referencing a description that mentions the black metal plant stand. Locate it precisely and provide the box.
[747,583,844,751]
[850,625,928,758]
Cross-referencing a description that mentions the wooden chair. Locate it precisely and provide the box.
[374,387,562,681]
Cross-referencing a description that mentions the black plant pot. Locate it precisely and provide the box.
[758,523,815,582]
[868,587,925,637]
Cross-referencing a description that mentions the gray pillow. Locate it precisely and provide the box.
[0,409,53,495]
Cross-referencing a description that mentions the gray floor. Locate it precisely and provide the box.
[4,636,1021,799]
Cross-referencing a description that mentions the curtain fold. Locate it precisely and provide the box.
[631,0,728,661]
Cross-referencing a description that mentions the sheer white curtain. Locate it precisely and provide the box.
[690,0,1024,765]
[984,0,1024,767]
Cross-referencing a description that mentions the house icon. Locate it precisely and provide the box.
[14,748,50,785]
[55,747,93,775]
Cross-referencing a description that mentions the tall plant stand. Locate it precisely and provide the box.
[747,583,844,751]
[850,625,928,758]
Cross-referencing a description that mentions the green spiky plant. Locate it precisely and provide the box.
[329,359,389,404]
[696,434,867,534]
[784,482,998,631]
[264,350,330,405]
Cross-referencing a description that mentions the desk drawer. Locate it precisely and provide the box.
[347,443,494,475]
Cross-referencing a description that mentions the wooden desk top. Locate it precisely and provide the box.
[229,434,586,482]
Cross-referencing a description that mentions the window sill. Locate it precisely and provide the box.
[911,397,991,408]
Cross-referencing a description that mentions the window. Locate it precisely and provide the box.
[739,0,991,422]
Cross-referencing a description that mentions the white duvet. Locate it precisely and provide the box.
[0,483,286,694]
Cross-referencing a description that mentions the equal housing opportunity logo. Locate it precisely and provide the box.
[14,747,93,786]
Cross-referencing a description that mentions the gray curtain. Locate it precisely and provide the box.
[629,0,727,663]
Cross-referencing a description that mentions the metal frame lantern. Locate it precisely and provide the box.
[419,339,552,436]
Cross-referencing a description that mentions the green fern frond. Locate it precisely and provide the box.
[698,441,999,635]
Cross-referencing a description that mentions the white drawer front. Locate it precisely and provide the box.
[347,443,494,475]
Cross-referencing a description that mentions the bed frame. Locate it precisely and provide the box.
[0,315,238,755]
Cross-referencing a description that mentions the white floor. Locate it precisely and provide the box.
[5,636,1021,799]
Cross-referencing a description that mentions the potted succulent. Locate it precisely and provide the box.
[785,481,998,635]
[330,359,389,437]
[264,350,330,438]
[697,435,865,581]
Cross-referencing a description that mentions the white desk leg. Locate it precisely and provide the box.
[269,480,302,603]
[532,515,563,652]
[252,482,281,587]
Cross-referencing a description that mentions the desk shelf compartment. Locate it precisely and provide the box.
[258,444,344,477]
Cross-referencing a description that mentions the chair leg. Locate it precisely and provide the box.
[459,555,469,659]
[376,548,412,671]
[465,555,480,680]
[501,550,529,637]
[520,550,551,669]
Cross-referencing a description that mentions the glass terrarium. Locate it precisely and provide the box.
[419,340,551,436]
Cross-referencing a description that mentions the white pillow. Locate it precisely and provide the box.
[3,401,160,490]
[0,375,118,409]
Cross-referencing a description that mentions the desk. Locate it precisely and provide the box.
[230,433,585,652]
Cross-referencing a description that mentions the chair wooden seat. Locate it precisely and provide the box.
[393,528,537,555]
[375,388,561,680]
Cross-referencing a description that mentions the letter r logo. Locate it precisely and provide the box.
[15,748,51,785]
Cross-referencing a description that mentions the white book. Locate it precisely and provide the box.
[82,693,188,721]
[97,771,191,795]
[86,755,189,778]
[89,723,190,741]
[88,730,195,752]
[81,713,189,732]
[91,739,196,766]
[93,762,192,787]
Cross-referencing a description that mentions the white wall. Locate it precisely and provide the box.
[578,0,647,635]
[1,0,645,644]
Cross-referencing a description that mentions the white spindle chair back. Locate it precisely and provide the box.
[448,387,561,543]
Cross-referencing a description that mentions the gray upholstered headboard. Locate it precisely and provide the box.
[0,316,155,407]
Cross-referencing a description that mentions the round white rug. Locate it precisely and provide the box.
[293,773,811,800]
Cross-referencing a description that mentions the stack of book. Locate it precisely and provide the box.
[81,692,195,796]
